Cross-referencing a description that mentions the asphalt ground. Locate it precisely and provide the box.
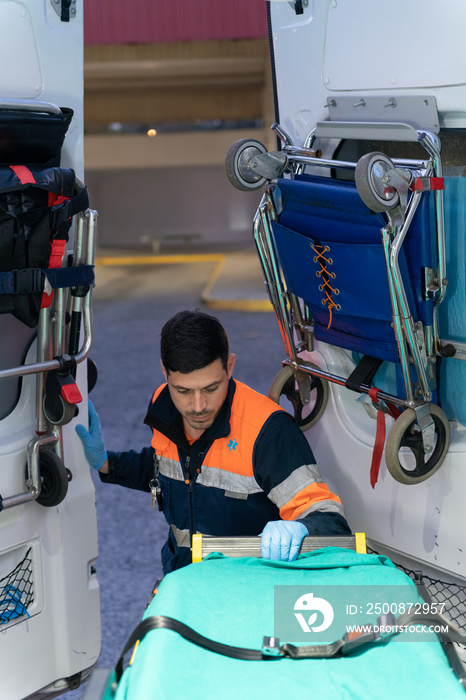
[63,248,286,699]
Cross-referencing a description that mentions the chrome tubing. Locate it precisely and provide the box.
[381,228,415,404]
[257,193,296,361]
[35,305,53,434]
[272,122,293,147]
[254,211,294,359]
[388,191,432,400]
[303,128,316,150]
[1,432,58,510]
[283,152,429,174]
[0,209,97,383]
[281,358,420,410]
[418,131,447,309]
[198,535,359,559]
[288,154,357,171]
[74,294,93,364]
[53,287,67,356]
[71,209,97,364]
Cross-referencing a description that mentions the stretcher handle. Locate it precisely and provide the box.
[192,533,366,563]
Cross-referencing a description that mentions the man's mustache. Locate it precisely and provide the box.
[186,410,214,417]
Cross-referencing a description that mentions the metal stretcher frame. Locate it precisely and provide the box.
[0,98,98,510]
[0,208,97,511]
[240,118,454,484]
[192,532,367,561]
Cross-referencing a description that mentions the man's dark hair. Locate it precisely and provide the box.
[160,310,230,374]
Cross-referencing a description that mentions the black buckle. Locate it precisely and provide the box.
[15,268,42,294]
[50,200,71,231]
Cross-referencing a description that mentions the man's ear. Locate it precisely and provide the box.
[160,360,168,381]
[227,353,236,379]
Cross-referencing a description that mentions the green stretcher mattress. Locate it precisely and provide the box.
[114,549,465,700]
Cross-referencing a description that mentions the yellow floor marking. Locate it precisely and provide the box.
[94,253,273,312]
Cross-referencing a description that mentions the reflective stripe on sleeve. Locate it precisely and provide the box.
[278,479,345,521]
[268,464,324,510]
[297,498,346,519]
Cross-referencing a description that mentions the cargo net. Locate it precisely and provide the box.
[368,547,466,634]
[0,548,33,625]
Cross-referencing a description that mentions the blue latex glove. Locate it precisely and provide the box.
[75,400,108,470]
[260,520,308,562]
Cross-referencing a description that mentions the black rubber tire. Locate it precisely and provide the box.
[43,393,77,426]
[385,404,450,485]
[268,365,329,432]
[87,357,98,394]
[355,151,400,212]
[36,449,69,507]
[225,138,268,191]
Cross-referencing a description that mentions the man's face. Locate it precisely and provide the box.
[162,355,235,439]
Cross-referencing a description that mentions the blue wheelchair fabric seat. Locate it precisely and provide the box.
[272,175,434,363]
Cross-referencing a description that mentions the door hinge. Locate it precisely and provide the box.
[51,0,77,22]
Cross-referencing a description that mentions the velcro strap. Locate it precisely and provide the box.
[44,265,94,289]
[9,165,37,185]
[411,177,445,192]
[345,355,383,393]
[0,266,94,295]
[368,387,386,489]
[50,187,89,233]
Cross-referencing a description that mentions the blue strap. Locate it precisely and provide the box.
[0,265,94,295]
[44,265,95,290]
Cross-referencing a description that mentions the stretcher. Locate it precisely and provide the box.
[86,537,466,700]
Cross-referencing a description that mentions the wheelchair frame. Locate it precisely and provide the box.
[227,99,459,485]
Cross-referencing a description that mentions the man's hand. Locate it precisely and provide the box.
[75,400,108,471]
[260,520,308,562]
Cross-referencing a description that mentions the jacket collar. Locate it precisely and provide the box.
[144,377,237,450]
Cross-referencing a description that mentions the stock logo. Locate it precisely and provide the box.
[294,592,334,633]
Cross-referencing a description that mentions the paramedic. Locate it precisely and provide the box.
[76,310,350,574]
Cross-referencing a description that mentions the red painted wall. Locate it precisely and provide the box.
[84,0,268,45]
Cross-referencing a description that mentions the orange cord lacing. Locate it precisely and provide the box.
[310,243,340,329]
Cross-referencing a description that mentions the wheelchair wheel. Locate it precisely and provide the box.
[385,404,450,485]
[355,151,400,212]
[35,449,69,507]
[225,138,268,191]
[268,365,329,432]
[87,357,98,393]
[43,393,77,426]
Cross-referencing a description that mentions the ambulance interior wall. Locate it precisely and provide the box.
[84,164,261,251]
